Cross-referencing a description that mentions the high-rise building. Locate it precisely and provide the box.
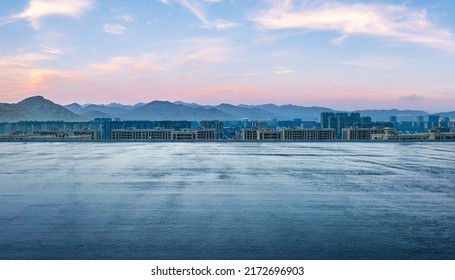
[427,115,440,129]
[200,120,224,139]
[320,112,372,138]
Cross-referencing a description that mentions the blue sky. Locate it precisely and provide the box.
[1,0,455,112]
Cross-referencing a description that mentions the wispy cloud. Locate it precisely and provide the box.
[103,23,126,35]
[41,46,68,56]
[159,0,238,30]
[90,53,166,74]
[173,37,236,65]
[117,13,135,23]
[274,66,294,74]
[0,52,55,67]
[251,0,455,51]
[10,0,93,29]
[0,51,81,95]
[89,37,236,76]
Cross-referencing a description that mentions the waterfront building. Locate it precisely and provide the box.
[241,129,281,140]
[33,129,101,140]
[282,128,335,140]
[369,128,455,141]
[102,120,154,140]
[258,129,282,140]
[170,129,215,140]
[111,129,173,141]
[429,131,455,140]
[371,128,429,141]
[241,129,259,140]
[242,128,335,141]
[342,127,390,140]
[195,129,216,140]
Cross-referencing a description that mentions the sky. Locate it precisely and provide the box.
[1,0,455,112]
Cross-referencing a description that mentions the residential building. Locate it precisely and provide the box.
[342,127,390,140]
[282,128,335,140]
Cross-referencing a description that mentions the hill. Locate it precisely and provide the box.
[0,96,84,122]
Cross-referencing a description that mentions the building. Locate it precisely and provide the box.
[241,129,281,140]
[32,129,101,140]
[171,130,197,140]
[200,120,224,139]
[258,129,281,140]
[371,128,428,140]
[172,129,216,140]
[282,128,335,140]
[102,120,154,140]
[427,115,440,129]
[154,121,192,130]
[241,129,259,140]
[242,128,335,141]
[111,129,172,141]
[320,112,370,138]
[342,127,390,140]
[195,129,216,140]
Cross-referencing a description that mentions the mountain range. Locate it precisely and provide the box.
[0,96,453,122]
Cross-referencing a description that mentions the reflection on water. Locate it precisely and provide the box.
[0,142,454,259]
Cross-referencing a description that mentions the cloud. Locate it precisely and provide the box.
[0,51,81,95]
[11,0,93,29]
[273,66,294,74]
[89,37,236,75]
[0,52,56,68]
[103,23,126,35]
[173,37,236,65]
[338,56,409,70]
[41,46,68,55]
[89,53,166,74]
[250,0,455,51]
[159,0,238,30]
[117,13,135,23]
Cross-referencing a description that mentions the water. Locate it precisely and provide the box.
[0,142,454,260]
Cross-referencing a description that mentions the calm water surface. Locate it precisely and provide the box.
[0,142,454,259]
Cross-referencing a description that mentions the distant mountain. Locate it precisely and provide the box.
[355,109,429,121]
[173,101,204,108]
[171,102,333,120]
[253,104,334,120]
[0,103,25,121]
[435,111,455,119]
[64,103,84,114]
[81,110,111,119]
[213,103,284,119]
[2,96,453,122]
[0,96,84,122]
[121,101,234,120]
[65,102,145,118]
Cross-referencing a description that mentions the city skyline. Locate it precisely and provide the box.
[1,0,455,112]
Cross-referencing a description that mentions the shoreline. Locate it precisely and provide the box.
[1,139,455,143]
